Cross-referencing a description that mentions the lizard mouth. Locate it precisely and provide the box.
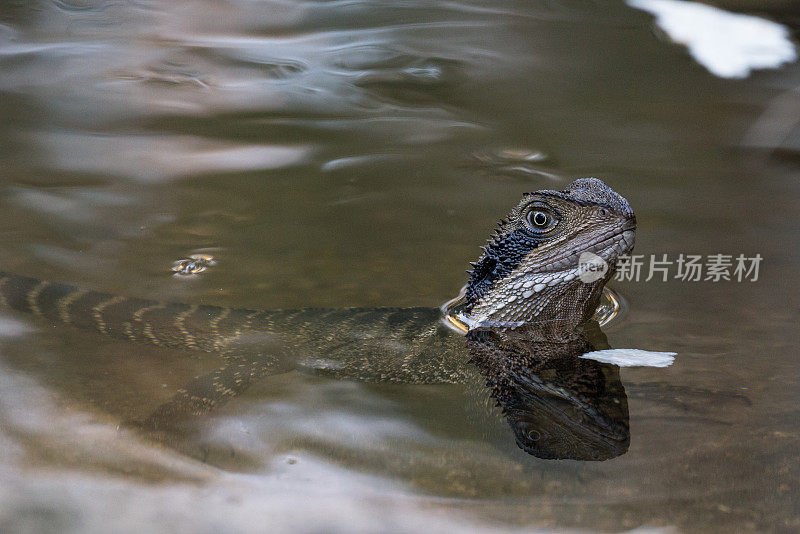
[587,227,635,259]
[568,224,636,267]
[609,228,636,257]
[510,225,636,282]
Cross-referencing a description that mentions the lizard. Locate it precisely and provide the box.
[0,177,636,458]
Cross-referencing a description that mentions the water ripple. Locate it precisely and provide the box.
[35,133,315,181]
[467,147,564,182]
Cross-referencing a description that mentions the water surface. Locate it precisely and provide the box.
[0,0,798,532]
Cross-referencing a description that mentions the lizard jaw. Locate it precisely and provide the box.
[461,220,634,331]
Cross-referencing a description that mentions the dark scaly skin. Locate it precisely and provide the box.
[0,178,638,457]
[0,272,469,428]
[0,273,467,380]
[0,271,632,460]
[0,272,463,372]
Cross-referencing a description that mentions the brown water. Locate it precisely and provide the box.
[0,0,798,532]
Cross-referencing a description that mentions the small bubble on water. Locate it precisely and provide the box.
[172,254,216,276]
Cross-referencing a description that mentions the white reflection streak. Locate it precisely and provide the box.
[36,133,314,181]
[0,315,34,338]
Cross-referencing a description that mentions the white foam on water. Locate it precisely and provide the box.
[581,348,676,367]
[628,0,797,79]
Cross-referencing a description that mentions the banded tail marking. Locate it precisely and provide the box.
[131,302,169,345]
[92,296,128,334]
[175,304,200,349]
[210,307,231,351]
[59,289,89,324]
[0,272,248,353]
[25,280,50,316]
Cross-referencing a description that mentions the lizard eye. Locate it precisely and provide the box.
[526,208,557,232]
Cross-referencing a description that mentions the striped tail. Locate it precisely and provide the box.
[0,272,261,352]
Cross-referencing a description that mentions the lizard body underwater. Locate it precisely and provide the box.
[0,177,636,459]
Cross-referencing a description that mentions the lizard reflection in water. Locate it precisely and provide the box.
[467,323,629,460]
[0,178,636,460]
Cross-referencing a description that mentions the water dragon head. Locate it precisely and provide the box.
[459,177,635,332]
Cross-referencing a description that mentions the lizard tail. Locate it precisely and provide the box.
[0,272,259,352]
